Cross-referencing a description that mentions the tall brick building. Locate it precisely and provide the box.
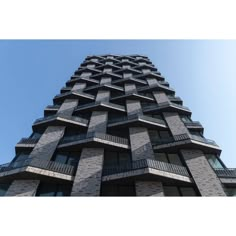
[0,54,235,196]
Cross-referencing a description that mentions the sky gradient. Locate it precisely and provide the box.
[0,40,235,166]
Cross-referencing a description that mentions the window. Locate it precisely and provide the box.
[11,152,30,168]
[163,186,197,196]
[148,129,172,145]
[190,130,203,137]
[206,154,223,169]
[154,153,183,166]
[179,187,197,196]
[163,186,180,196]
[0,183,10,196]
[30,132,42,139]
[181,115,192,122]
[100,183,136,196]
[225,188,236,197]
[36,183,72,196]
[104,151,131,168]
[53,151,81,167]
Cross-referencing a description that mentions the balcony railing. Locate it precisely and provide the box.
[214,168,236,178]
[152,133,218,147]
[112,77,147,85]
[54,90,94,100]
[108,114,166,126]
[76,101,125,111]
[190,134,218,146]
[183,121,202,127]
[0,158,75,176]
[45,105,61,110]
[142,102,190,112]
[85,83,123,91]
[60,132,129,146]
[102,158,190,177]
[17,138,39,145]
[34,114,88,125]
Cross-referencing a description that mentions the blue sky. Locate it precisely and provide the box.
[0,40,235,167]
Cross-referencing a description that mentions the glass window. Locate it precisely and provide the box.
[168,154,182,166]
[0,183,10,196]
[179,187,197,196]
[104,151,118,167]
[15,153,29,162]
[225,188,236,197]
[154,153,168,163]
[54,153,67,164]
[67,152,80,166]
[190,131,203,137]
[119,153,131,166]
[163,186,180,196]
[159,131,171,139]
[181,116,192,122]
[36,183,71,196]
[30,132,42,139]
[37,183,57,196]
[148,130,161,143]
[206,154,223,168]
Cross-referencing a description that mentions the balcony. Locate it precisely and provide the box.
[84,83,124,92]
[91,72,122,80]
[143,102,191,115]
[75,101,126,113]
[33,114,88,132]
[153,133,221,153]
[214,168,236,178]
[53,90,95,103]
[66,77,99,86]
[112,77,147,86]
[60,86,72,93]
[102,158,192,183]
[0,158,75,178]
[214,168,236,185]
[110,91,154,102]
[58,132,130,150]
[44,104,61,116]
[183,121,203,130]
[138,83,175,95]
[135,72,165,81]
[15,138,39,152]
[168,96,183,105]
[108,114,167,129]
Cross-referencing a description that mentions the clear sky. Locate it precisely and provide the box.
[0,40,235,167]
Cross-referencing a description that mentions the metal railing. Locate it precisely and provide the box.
[108,114,166,126]
[190,134,218,146]
[102,158,190,177]
[85,83,124,91]
[112,77,147,85]
[168,96,182,102]
[34,114,88,125]
[214,168,236,178]
[60,132,129,146]
[54,90,94,100]
[61,86,72,91]
[184,121,202,127]
[142,101,190,112]
[0,158,75,176]
[17,138,39,145]
[152,133,218,147]
[76,101,125,111]
[45,105,61,110]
